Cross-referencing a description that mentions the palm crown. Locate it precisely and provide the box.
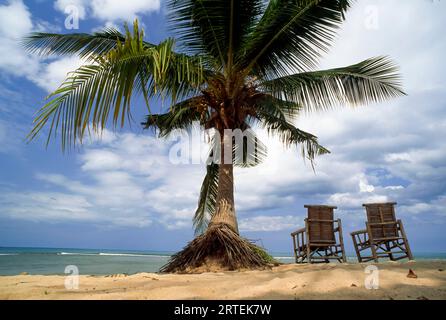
[24,0,405,271]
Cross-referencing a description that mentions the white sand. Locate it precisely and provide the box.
[0,261,445,300]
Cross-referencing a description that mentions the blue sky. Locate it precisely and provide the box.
[0,0,445,254]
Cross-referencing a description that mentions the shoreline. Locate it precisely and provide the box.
[0,261,445,300]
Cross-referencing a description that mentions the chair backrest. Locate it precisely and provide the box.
[363,202,398,239]
[305,205,337,244]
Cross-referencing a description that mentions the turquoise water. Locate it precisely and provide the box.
[0,247,172,276]
[0,247,445,275]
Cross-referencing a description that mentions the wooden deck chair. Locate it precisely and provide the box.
[291,205,346,263]
[351,202,413,262]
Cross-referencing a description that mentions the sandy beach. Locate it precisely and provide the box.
[0,261,445,300]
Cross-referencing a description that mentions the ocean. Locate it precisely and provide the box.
[0,247,445,276]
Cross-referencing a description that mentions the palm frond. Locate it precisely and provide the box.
[142,96,205,137]
[28,27,205,150]
[252,93,303,121]
[255,100,330,160]
[193,163,219,235]
[22,25,137,60]
[232,128,268,168]
[239,0,352,77]
[206,127,268,168]
[167,0,263,70]
[261,56,405,112]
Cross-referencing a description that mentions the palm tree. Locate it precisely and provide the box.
[24,0,405,272]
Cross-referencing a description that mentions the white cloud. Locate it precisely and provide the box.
[0,0,32,39]
[0,131,203,229]
[30,56,85,92]
[54,0,160,22]
[359,176,375,193]
[385,153,412,163]
[0,0,85,93]
[54,0,87,19]
[90,0,160,21]
[0,0,39,78]
[239,216,302,232]
[328,193,388,210]
[1,0,445,236]
[0,191,95,222]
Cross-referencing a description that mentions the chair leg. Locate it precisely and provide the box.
[292,235,298,263]
[370,244,379,262]
[305,220,312,264]
[337,220,347,263]
[351,234,362,262]
[404,239,414,260]
[306,246,312,264]
[366,223,379,262]
[385,242,395,261]
[399,221,414,260]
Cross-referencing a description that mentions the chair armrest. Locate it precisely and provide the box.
[307,219,336,223]
[291,228,305,237]
[368,221,398,226]
[351,229,367,236]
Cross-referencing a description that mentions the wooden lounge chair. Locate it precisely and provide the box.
[291,205,346,263]
[351,202,413,262]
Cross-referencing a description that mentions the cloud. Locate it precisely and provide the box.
[54,0,87,19]
[239,216,302,232]
[90,0,160,21]
[0,130,204,229]
[54,0,161,22]
[30,56,85,92]
[0,0,38,78]
[0,191,95,222]
[0,0,84,93]
[1,0,445,239]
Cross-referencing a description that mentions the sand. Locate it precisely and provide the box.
[0,261,445,300]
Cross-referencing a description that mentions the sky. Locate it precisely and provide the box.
[0,0,445,254]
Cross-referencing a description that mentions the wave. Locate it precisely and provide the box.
[0,254,18,256]
[57,252,169,258]
[99,253,170,258]
[273,256,294,259]
[58,252,97,256]
[99,253,152,257]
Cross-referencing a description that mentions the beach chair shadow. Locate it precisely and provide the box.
[351,202,414,263]
[291,205,347,264]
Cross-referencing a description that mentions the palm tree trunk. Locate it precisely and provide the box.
[209,162,239,233]
[160,132,270,273]
[208,131,238,233]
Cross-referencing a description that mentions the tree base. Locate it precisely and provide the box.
[160,223,274,273]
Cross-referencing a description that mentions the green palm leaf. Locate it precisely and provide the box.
[239,0,352,77]
[167,0,263,70]
[261,56,405,112]
[142,96,205,136]
[194,163,219,235]
[28,25,205,150]
[22,23,144,61]
[255,98,330,160]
